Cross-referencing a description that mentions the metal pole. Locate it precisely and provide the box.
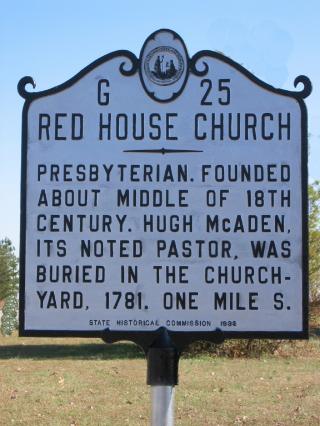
[151,385,174,426]
[147,328,179,426]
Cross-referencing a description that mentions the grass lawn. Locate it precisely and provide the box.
[0,329,319,425]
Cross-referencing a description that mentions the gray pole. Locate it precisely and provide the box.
[147,328,179,426]
[151,385,175,426]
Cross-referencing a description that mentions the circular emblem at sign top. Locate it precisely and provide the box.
[144,46,185,86]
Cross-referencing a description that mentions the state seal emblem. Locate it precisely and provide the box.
[144,46,184,86]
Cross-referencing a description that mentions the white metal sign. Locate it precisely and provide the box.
[19,29,310,340]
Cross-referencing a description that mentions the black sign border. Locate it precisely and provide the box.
[18,29,311,351]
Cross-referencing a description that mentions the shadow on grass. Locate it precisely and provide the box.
[0,343,145,360]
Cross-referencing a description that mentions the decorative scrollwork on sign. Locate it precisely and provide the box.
[293,75,312,99]
[17,76,36,99]
[190,52,209,77]
[119,52,139,76]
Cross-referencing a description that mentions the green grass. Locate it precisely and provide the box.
[0,334,319,425]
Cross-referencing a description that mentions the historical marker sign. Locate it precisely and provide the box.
[19,29,311,343]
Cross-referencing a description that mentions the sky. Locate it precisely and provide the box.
[0,0,319,252]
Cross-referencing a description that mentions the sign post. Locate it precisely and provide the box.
[147,328,178,426]
[19,29,311,424]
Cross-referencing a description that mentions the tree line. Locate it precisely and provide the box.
[0,238,19,335]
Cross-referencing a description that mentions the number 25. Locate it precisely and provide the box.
[200,78,231,106]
